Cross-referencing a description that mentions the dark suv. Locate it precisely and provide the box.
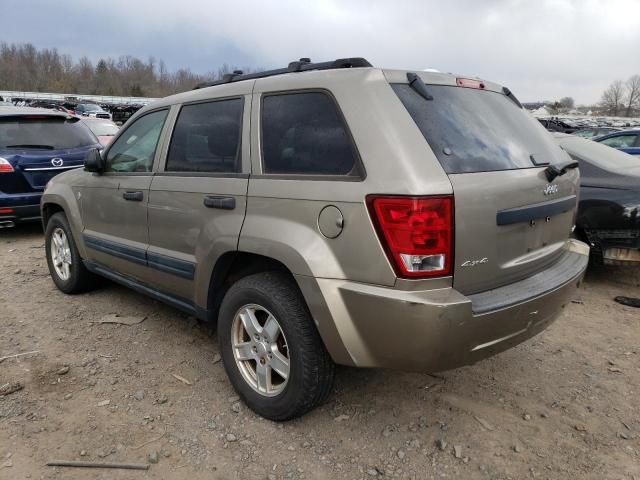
[0,107,101,227]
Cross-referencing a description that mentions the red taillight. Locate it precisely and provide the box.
[0,158,14,173]
[456,77,485,89]
[0,208,13,214]
[367,195,453,278]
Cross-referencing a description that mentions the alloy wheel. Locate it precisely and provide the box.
[50,227,72,281]
[231,304,290,397]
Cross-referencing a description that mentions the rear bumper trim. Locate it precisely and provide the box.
[468,246,589,314]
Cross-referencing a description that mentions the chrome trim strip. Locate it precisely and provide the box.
[22,165,84,171]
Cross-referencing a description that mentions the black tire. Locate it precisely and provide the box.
[218,271,335,421]
[45,212,96,294]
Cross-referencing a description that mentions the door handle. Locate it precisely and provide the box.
[122,191,144,201]
[203,195,235,210]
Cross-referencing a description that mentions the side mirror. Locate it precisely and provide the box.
[84,148,105,173]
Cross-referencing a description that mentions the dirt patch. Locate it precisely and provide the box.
[1,224,639,479]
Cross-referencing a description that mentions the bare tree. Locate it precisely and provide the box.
[0,41,261,97]
[600,80,625,116]
[624,75,640,117]
[559,97,574,109]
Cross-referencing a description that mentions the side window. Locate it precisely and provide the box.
[600,134,637,149]
[105,109,168,173]
[261,91,358,175]
[166,98,243,173]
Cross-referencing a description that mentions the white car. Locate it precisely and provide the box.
[74,103,112,120]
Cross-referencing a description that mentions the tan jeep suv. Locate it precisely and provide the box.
[41,58,589,420]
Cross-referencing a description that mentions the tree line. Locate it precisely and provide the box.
[600,75,640,117]
[0,42,257,98]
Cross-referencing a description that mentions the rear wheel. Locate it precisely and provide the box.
[218,271,335,421]
[45,212,96,294]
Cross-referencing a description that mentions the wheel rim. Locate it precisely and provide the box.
[50,227,72,281]
[231,304,290,397]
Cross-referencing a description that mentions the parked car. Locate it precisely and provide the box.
[74,103,112,120]
[538,118,579,133]
[109,103,145,125]
[554,133,640,265]
[0,107,101,227]
[594,129,640,155]
[27,101,73,114]
[41,58,589,420]
[573,127,621,139]
[80,117,119,145]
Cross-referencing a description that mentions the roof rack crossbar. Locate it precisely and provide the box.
[193,57,372,90]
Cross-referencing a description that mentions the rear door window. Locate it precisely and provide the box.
[392,84,559,173]
[0,116,97,149]
[261,91,359,176]
[166,98,243,173]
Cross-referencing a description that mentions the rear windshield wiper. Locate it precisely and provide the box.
[407,72,433,101]
[502,87,522,108]
[5,144,55,150]
[545,160,579,181]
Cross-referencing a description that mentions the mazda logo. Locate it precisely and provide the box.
[51,158,64,167]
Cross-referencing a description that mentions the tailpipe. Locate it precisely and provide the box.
[0,220,16,228]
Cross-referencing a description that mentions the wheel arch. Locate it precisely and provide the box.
[202,250,354,366]
[204,251,292,323]
[40,190,88,259]
[41,202,65,229]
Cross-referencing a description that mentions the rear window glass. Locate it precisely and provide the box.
[392,84,559,173]
[0,116,97,149]
[261,92,359,176]
[166,98,243,173]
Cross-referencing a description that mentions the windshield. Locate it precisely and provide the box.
[86,121,119,136]
[0,116,98,149]
[392,83,561,173]
[574,130,594,138]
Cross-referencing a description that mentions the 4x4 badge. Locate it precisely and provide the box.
[461,257,489,267]
[543,184,558,196]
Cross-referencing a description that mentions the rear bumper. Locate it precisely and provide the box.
[306,239,589,372]
[585,229,640,265]
[0,192,42,225]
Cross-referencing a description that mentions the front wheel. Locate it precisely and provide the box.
[45,212,96,294]
[218,272,335,421]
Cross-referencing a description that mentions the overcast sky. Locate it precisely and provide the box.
[3,0,639,104]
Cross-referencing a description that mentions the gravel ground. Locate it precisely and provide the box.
[1,224,639,480]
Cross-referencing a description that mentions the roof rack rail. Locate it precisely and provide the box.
[193,57,372,90]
